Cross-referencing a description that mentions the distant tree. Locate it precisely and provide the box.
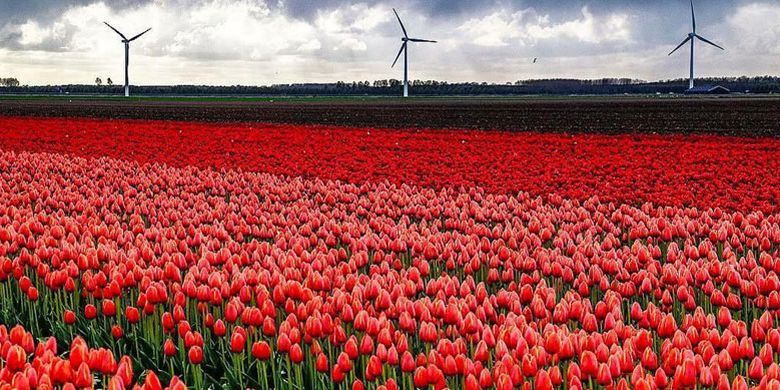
[107,78,113,86]
[95,77,103,86]
[0,78,20,87]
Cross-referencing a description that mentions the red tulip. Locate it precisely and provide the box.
[535,369,554,390]
[277,333,292,353]
[116,356,133,387]
[290,344,304,364]
[69,338,89,368]
[360,335,374,355]
[107,376,125,390]
[413,367,428,388]
[74,363,92,388]
[230,331,245,353]
[596,363,613,386]
[102,299,117,317]
[213,320,227,337]
[163,339,177,357]
[337,352,353,372]
[63,310,77,325]
[316,353,329,373]
[749,357,765,381]
[27,287,38,301]
[84,304,97,320]
[51,359,73,384]
[732,375,748,390]
[658,314,677,338]
[167,376,187,390]
[188,346,203,365]
[495,373,513,390]
[13,372,31,390]
[655,368,668,388]
[143,371,163,390]
[125,307,140,324]
[716,306,732,328]
[580,351,598,378]
[111,325,124,339]
[5,345,27,372]
[252,341,271,360]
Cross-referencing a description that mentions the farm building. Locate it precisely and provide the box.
[685,85,731,94]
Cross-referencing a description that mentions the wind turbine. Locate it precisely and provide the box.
[104,22,151,97]
[668,0,724,90]
[391,9,436,98]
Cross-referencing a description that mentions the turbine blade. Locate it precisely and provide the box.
[668,36,691,56]
[393,8,408,38]
[104,22,127,40]
[690,0,696,33]
[128,28,152,42]
[392,42,406,68]
[695,34,725,50]
[408,38,437,43]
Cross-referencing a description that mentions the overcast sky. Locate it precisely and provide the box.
[0,0,778,85]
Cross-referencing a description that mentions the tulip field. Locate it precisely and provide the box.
[1,115,780,390]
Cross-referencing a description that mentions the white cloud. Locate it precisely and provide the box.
[457,7,631,48]
[726,3,780,55]
[313,3,388,53]
[335,37,367,51]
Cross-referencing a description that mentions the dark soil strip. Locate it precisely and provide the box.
[2,97,779,137]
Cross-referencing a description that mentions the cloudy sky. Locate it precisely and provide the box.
[0,0,778,85]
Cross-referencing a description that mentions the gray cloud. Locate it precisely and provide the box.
[0,0,153,24]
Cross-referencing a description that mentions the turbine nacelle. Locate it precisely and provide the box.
[401,37,437,43]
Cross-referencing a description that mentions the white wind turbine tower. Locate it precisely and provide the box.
[668,0,724,90]
[391,9,436,98]
[104,22,152,97]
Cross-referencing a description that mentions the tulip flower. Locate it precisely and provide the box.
[229,332,245,354]
[163,339,177,357]
[63,310,77,325]
[290,344,304,364]
[5,345,27,372]
[188,346,203,365]
[252,341,271,360]
[84,305,97,320]
[111,325,124,339]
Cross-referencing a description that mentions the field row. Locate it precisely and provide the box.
[0,149,779,389]
[1,117,779,213]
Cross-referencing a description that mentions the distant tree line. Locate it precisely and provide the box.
[1,76,780,95]
[0,78,20,87]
